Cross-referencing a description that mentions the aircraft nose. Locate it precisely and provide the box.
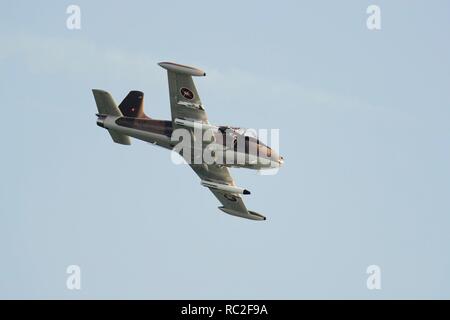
[269,153,284,168]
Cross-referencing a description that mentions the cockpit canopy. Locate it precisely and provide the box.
[218,126,258,138]
[217,126,273,157]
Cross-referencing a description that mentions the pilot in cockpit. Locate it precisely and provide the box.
[218,126,237,147]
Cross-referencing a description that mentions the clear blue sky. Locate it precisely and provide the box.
[1,0,449,299]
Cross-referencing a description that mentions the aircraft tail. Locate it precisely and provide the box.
[92,89,131,145]
[118,90,149,119]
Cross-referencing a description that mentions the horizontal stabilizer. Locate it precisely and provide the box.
[92,89,122,116]
[107,129,131,145]
[92,89,131,145]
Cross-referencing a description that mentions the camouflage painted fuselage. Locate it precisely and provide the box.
[98,115,282,169]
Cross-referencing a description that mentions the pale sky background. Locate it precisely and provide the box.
[1,0,449,299]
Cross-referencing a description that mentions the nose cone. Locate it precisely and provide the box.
[269,151,284,168]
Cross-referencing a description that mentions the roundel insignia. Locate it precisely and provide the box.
[180,87,194,100]
[224,194,238,202]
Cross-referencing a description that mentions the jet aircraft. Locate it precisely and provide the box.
[93,62,283,220]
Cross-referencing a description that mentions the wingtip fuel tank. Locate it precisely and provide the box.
[158,62,206,77]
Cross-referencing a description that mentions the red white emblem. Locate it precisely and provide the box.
[180,87,194,100]
[224,194,237,202]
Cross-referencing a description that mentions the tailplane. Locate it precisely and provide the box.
[92,89,131,145]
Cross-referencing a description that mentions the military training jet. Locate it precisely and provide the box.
[93,62,283,221]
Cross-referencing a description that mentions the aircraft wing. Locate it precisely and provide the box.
[158,62,209,124]
[159,62,265,221]
[190,164,266,221]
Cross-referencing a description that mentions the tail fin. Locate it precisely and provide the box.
[92,89,131,145]
[118,91,149,119]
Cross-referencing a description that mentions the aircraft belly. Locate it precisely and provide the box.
[213,150,268,169]
[104,116,173,149]
[127,129,172,149]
